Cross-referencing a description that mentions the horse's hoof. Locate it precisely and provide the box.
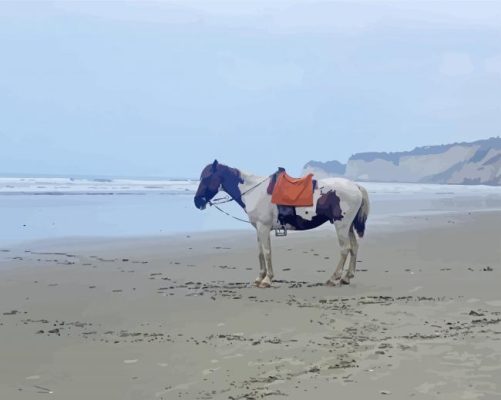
[325,280,337,287]
[340,278,350,285]
[258,281,271,288]
[254,280,262,287]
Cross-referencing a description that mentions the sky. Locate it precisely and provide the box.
[1,1,501,178]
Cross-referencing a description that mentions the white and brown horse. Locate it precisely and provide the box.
[194,160,369,288]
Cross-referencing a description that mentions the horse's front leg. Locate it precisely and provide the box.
[256,223,273,288]
[254,233,267,286]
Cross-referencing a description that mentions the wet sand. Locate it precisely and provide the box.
[0,211,500,399]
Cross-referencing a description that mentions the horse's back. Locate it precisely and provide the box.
[317,177,362,196]
[315,177,364,217]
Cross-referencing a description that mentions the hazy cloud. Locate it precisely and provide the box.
[484,55,501,77]
[439,52,474,77]
[219,57,304,91]
[1,1,501,177]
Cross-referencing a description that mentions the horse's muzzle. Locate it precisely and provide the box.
[194,196,207,210]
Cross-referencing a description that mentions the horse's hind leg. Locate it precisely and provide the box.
[326,222,351,286]
[343,227,359,284]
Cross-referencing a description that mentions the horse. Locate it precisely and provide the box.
[194,160,370,288]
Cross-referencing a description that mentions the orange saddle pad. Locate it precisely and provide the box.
[271,172,314,207]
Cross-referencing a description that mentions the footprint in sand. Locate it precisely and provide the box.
[202,367,220,375]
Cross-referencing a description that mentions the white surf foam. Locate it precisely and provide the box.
[0,177,198,195]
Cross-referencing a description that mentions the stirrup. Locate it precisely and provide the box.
[275,226,287,237]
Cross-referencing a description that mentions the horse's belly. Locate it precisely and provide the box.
[279,212,329,231]
[273,188,341,231]
[286,218,328,231]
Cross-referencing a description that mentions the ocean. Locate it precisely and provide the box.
[1,177,501,246]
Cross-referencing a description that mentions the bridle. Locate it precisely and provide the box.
[207,175,270,223]
[208,175,270,206]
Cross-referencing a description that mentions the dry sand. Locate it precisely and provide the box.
[0,211,500,399]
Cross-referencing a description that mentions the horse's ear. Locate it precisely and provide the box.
[212,159,219,172]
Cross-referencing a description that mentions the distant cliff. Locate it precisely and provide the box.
[302,160,346,178]
[303,137,501,185]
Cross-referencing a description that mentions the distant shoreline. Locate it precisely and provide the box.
[0,180,500,247]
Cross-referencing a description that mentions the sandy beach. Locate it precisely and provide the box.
[4,1,501,399]
[1,210,500,399]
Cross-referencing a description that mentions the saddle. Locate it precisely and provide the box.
[267,168,316,236]
[268,168,315,207]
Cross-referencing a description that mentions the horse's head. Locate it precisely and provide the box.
[194,160,244,210]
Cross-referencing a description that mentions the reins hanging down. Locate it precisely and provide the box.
[209,203,252,224]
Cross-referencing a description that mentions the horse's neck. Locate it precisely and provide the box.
[238,171,273,219]
[239,171,269,196]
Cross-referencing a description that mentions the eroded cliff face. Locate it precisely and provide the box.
[302,160,346,179]
[303,137,501,185]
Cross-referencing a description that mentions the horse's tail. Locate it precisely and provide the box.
[353,184,369,238]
